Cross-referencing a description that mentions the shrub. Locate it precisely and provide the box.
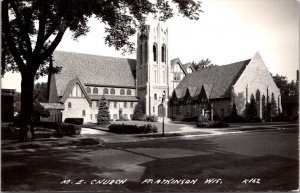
[64,118,84,125]
[196,115,209,126]
[273,114,291,122]
[108,123,158,134]
[244,115,262,123]
[181,116,198,122]
[145,115,158,122]
[223,115,245,123]
[56,123,81,136]
[97,96,111,125]
[132,100,145,120]
[116,118,129,121]
[35,121,57,129]
[197,120,229,128]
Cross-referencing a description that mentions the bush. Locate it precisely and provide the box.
[56,123,81,136]
[223,115,245,123]
[181,116,198,122]
[197,120,229,128]
[244,115,262,123]
[108,123,158,134]
[145,115,158,122]
[132,100,146,120]
[34,121,57,129]
[197,115,209,126]
[116,118,129,121]
[273,114,291,122]
[64,118,84,125]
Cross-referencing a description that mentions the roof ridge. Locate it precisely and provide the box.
[54,50,136,61]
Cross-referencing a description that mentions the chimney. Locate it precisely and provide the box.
[47,55,53,102]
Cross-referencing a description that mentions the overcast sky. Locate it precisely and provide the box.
[2,0,299,92]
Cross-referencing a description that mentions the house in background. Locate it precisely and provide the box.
[169,52,281,121]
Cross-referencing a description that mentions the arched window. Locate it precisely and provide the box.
[82,110,86,116]
[154,93,157,100]
[145,42,148,63]
[68,102,72,108]
[161,44,166,63]
[103,88,109,94]
[93,88,98,94]
[120,89,125,95]
[110,88,115,95]
[86,87,91,94]
[153,44,157,62]
[127,89,131,95]
[140,44,143,64]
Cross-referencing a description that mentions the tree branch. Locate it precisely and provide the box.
[40,21,67,62]
[33,13,46,56]
[10,0,33,55]
[2,0,25,72]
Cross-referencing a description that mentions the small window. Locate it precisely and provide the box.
[114,102,117,108]
[86,87,91,94]
[95,114,97,119]
[68,102,72,108]
[103,88,109,94]
[153,107,155,112]
[153,44,157,62]
[124,102,127,108]
[127,89,132,95]
[82,110,86,117]
[120,89,125,95]
[124,114,128,119]
[113,114,118,119]
[161,45,166,63]
[110,88,115,95]
[108,101,110,107]
[154,93,157,100]
[93,88,98,94]
[130,102,133,108]
[90,114,92,120]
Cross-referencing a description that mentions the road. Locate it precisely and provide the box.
[2,128,298,192]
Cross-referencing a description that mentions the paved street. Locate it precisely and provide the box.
[2,125,298,192]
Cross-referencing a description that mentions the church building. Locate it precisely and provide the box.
[44,23,281,123]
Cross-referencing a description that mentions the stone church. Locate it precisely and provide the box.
[44,23,281,123]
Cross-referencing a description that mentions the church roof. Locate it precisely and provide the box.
[183,62,195,72]
[89,95,139,102]
[53,51,136,96]
[175,59,250,99]
[59,77,92,104]
[171,58,188,74]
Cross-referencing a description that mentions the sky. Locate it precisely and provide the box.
[2,0,299,92]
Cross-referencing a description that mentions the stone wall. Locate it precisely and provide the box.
[233,52,281,118]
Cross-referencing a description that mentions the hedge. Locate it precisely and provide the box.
[108,123,158,134]
[56,123,81,136]
[64,118,84,125]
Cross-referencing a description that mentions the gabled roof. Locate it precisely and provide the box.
[53,51,136,96]
[176,59,250,99]
[183,62,195,72]
[89,95,139,102]
[59,77,92,104]
[171,58,188,75]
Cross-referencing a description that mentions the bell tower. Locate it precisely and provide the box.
[136,23,170,116]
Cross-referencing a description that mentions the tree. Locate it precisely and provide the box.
[191,58,216,71]
[272,74,289,96]
[132,99,145,120]
[231,103,238,117]
[97,96,110,125]
[2,0,203,141]
[272,73,298,96]
[33,82,48,102]
[246,97,258,118]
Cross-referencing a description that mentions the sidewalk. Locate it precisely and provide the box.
[2,122,297,152]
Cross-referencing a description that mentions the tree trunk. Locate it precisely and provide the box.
[18,73,35,142]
